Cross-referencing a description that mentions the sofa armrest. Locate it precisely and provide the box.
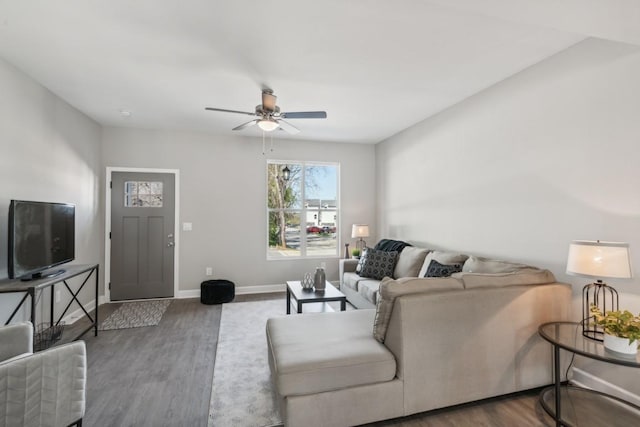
[382,283,572,415]
[339,259,359,284]
[0,321,33,362]
[0,340,86,426]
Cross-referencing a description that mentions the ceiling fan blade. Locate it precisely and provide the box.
[262,91,277,111]
[232,119,258,131]
[205,107,256,117]
[276,119,300,135]
[280,111,327,119]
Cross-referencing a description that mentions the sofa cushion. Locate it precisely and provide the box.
[453,269,556,289]
[342,272,363,291]
[394,246,430,279]
[358,280,381,304]
[360,249,399,280]
[266,310,396,396]
[373,276,464,342]
[462,256,531,274]
[417,251,469,278]
[424,260,463,277]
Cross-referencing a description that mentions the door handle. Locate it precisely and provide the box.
[167,242,175,247]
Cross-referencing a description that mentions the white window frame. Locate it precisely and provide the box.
[266,159,340,260]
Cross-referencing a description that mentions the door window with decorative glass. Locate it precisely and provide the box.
[267,161,339,259]
[124,181,163,207]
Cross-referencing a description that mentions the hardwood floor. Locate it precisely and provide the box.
[80,298,222,427]
[69,293,554,426]
[364,391,552,427]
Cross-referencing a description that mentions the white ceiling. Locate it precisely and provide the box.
[0,1,635,144]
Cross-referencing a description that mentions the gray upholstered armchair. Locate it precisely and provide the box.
[0,322,86,427]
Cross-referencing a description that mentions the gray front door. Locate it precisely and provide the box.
[110,172,175,300]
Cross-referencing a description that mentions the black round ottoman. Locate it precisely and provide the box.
[200,279,235,304]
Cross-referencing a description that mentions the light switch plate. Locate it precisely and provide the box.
[183,222,193,231]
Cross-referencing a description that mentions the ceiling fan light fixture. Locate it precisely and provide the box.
[258,118,279,132]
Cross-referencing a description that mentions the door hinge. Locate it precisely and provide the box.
[110,181,112,189]
[109,282,111,290]
[109,232,112,239]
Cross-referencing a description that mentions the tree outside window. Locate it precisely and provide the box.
[267,161,339,259]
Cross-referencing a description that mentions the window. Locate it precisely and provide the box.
[124,181,163,207]
[267,161,339,259]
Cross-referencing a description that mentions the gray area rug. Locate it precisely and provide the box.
[208,299,285,427]
[99,299,172,331]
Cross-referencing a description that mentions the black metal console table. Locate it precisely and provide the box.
[538,321,640,426]
[0,264,100,345]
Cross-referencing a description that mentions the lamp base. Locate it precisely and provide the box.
[355,238,367,253]
[582,280,618,342]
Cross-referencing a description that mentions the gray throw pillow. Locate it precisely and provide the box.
[355,248,369,274]
[360,249,399,280]
[424,260,463,278]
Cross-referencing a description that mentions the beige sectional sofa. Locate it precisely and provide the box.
[340,245,544,309]
[267,245,572,426]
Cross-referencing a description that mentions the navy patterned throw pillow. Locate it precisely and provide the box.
[360,249,399,280]
[424,260,463,278]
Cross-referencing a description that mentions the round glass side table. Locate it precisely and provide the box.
[538,321,640,426]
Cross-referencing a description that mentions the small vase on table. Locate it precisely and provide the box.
[314,267,326,293]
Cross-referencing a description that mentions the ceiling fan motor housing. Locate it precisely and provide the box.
[256,105,280,118]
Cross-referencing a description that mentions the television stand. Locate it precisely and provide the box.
[0,264,100,347]
[21,268,66,281]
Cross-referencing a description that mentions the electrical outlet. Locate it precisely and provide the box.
[55,290,61,303]
[205,267,213,276]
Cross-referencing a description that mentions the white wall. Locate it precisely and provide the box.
[0,58,103,324]
[101,127,376,294]
[376,37,640,398]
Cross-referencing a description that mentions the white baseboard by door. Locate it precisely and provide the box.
[176,289,200,299]
[176,283,286,299]
[571,367,640,407]
[87,284,286,310]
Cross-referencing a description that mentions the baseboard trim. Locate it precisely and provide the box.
[61,297,105,324]
[236,284,286,295]
[176,289,200,299]
[96,284,287,302]
[571,367,640,406]
[176,284,286,299]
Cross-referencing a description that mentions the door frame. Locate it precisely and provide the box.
[104,167,180,303]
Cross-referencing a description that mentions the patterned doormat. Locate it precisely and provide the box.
[99,299,172,331]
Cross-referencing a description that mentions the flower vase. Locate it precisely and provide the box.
[314,267,326,293]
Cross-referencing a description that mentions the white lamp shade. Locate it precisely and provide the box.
[566,240,632,279]
[351,224,370,239]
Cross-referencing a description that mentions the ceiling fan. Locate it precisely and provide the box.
[205,89,327,135]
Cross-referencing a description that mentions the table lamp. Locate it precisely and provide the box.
[566,240,632,341]
[351,224,370,253]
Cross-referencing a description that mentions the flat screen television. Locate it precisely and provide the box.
[8,200,75,280]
